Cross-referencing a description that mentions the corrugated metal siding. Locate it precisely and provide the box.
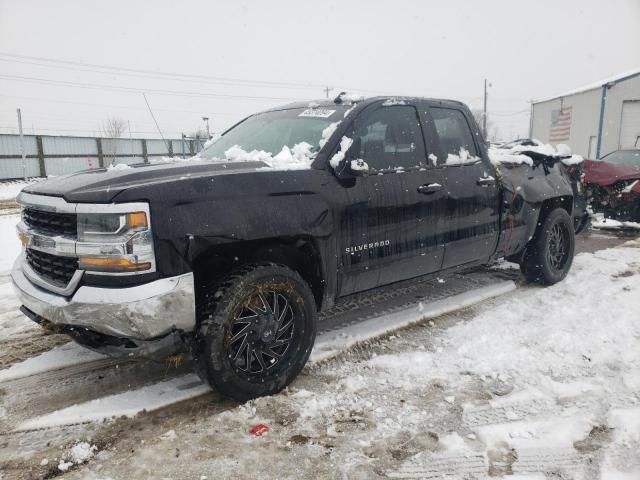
[146,139,170,155]
[619,100,640,148]
[0,135,38,156]
[102,138,143,156]
[0,158,41,178]
[44,157,99,176]
[601,75,640,155]
[172,140,189,157]
[42,136,98,155]
[0,134,184,179]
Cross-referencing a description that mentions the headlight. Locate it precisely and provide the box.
[76,207,156,274]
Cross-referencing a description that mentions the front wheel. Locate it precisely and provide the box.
[520,208,575,285]
[195,264,317,401]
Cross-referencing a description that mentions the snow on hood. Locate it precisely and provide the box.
[489,139,583,167]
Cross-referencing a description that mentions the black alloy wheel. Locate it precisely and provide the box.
[520,208,575,285]
[195,264,317,401]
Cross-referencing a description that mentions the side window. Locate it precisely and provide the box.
[353,106,426,171]
[430,107,479,166]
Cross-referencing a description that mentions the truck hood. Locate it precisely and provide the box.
[22,160,270,203]
[584,159,640,186]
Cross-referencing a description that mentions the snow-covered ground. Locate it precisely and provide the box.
[0,237,636,479]
[592,212,640,231]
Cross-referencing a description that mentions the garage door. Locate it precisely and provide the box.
[619,100,640,148]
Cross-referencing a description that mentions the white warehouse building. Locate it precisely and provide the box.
[531,69,640,159]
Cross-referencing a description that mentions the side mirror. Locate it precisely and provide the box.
[341,136,369,176]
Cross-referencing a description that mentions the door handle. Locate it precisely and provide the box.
[477,176,496,187]
[417,183,442,194]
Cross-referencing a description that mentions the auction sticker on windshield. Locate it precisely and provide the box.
[298,108,336,118]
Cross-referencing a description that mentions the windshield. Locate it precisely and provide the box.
[199,106,348,161]
[601,150,640,167]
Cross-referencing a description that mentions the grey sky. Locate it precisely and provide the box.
[0,0,639,140]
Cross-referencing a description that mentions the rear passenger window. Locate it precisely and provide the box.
[430,107,479,166]
[352,106,426,171]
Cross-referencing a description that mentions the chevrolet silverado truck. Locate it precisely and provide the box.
[12,96,585,400]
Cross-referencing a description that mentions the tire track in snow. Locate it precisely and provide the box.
[462,393,640,429]
[388,448,592,479]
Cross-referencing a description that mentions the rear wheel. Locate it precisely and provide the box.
[520,208,575,285]
[195,264,317,401]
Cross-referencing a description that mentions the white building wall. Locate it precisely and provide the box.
[532,73,640,159]
[531,89,600,158]
[599,74,640,156]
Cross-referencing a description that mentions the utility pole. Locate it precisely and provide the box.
[482,79,488,140]
[17,108,27,180]
[128,120,133,156]
[323,86,333,99]
[528,99,535,139]
[202,116,210,138]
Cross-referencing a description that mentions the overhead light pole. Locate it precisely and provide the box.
[483,79,489,140]
[202,116,210,139]
[17,108,27,180]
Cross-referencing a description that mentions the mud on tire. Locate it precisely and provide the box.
[194,263,317,401]
[520,208,575,285]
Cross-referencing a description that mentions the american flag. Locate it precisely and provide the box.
[549,107,572,143]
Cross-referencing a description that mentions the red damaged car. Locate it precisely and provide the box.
[584,149,640,222]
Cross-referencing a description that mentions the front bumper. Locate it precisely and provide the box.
[11,257,196,355]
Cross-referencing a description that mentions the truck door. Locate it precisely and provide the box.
[426,105,500,268]
[338,103,441,295]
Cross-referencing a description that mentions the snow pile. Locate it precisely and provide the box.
[58,442,98,472]
[343,104,358,118]
[350,158,369,173]
[224,142,315,170]
[592,212,640,231]
[489,139,584,167]
[335,92,364,104]
[382,98,407,106]
[319,121,340,148]
[0,342,105,382]
[18,374,210,430]
[445,147,480,166]
[0,179,40,201]
[488,146,534,167]
[329,136,354,169]
[106,162,132,171]
[0,214,21,277]
[369,247,640,382]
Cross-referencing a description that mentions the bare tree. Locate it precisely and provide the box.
[101,117,127,165]
[102,116,126,138]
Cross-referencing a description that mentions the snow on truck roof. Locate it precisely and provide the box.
[268,96,465,112]
[535,67,640,104]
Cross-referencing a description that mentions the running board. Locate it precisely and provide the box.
[311,280,516,363]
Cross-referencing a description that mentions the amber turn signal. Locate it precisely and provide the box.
[127,212,148,229]
[79,256,151,272]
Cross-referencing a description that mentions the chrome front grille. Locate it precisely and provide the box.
[25,248,78,288]
[23,208,77,238]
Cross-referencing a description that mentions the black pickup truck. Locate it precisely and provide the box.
[12,96,585,400]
